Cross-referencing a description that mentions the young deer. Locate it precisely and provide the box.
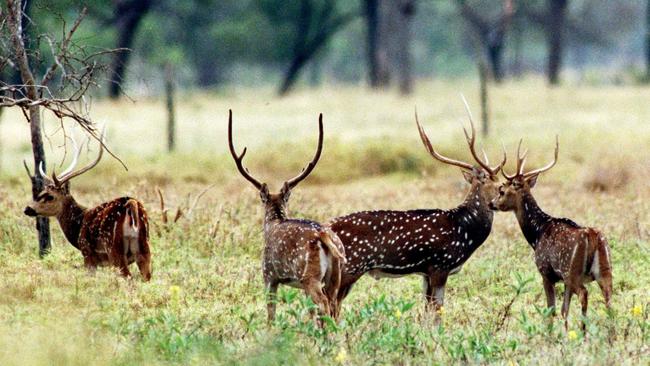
[228,110,346,322]
[328,106,505,322]
[24,134,152,280]
[490,138,612,330]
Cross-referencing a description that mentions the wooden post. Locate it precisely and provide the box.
[165,62,175,152]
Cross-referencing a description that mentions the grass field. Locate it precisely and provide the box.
[0,79,648,365]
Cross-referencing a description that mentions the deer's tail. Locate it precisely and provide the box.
[319,229,346,264]
[125,198,141,228]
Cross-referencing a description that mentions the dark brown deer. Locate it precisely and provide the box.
[328,105,505,322]
[228,110,346,322]
[24,133,152,280]
[490,138,612,330]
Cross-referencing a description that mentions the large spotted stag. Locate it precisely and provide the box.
[228,110,346,322]
[328,104,505,322]
[490,138,612,330]
[23,132,152,280]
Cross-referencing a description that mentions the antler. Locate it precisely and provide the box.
[460,95,506,176]
[415,109,473,170]
[55,126,106,185]
[284,113,324,189]
[502,136,559,180]
[227,110,264,190]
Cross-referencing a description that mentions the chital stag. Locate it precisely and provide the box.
[24,132,152,280]
[328,105,505,322]
[228,110,346,322]
[490,138,612,330]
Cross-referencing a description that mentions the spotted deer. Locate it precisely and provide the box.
[328,105,505,322]
[228,110,346,322]
[490,138,612,330]
[23,133,152,280]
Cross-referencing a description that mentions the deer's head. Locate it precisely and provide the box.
[24,131,104,218]
[415,100,506,205]
[490,137,558,212]
[228,110,323,220]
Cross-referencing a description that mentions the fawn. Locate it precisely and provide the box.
[24,133,152,280]
[328,104,505,322]
[490,138,612,330]
[227,110,346,322]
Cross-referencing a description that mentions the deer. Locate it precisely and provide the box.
[489,138,612,330]
[23,132,152,281]
[328,103,505,323]
[227,110,346,323]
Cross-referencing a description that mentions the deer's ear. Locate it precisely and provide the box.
[280,182,291,199]
[260,184,270,201]
[60,181,71,195]
[526,173,539,188]
[462,170,474,184]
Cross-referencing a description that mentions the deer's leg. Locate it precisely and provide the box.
[266,281,279,323]
[324,257,342,319]
[576,285,589,331]
[303,280,330,325]
[136,245,152,282]
[424,272,448,325]
[109,235,131,278]
[542,277,557,315]
[561,285,574,330]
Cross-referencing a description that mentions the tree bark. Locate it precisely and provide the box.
[108,0,152,98]
[478,60,489,136]
[395,0,415,95]
[546,0,568,85]
[164,63,175,152]
[646,0,650,80]
[364,0,381,87]
[6,0,51,256]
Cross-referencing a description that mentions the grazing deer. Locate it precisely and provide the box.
[23,133,152,281]
[227,110,346,322]
[328,105,505,322]
[490,138,612,330]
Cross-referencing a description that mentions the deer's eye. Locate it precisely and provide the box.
[43,194,54,202]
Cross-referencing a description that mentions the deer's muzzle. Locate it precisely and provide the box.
[24,206,38,217]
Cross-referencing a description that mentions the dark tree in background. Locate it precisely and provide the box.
[546,0,568,85]
[458,0,514,82]
[364,0,415,93]
[108,0,153,98]
[259,0,355,95]
[646,0,650,80]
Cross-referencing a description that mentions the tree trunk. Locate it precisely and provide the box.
[164,63,175,152]
[279,54,308,96]
[365,0,380,87]
[487,41,505,82]
[375,0,393,87]
[478,60,489,136]
[646,0,650,80]
[108,0,152,98]
[6,0,51,256]
[511,21,523,78]
[395,0,415,94]
[546,0,568,85]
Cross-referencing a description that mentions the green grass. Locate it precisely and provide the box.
[0,79,649,365]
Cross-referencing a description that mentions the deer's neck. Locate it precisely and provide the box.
[56,196,87,249]
[454,183,494,239]
[263,205,287,234]
[515,191,552,249]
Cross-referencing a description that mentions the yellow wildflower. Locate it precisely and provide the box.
[567,330,578,341]
[169,285,181,302]
[436,306,445,316]
[394,309,402,320]
[335,348,348,364]
[631,304,643,318]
